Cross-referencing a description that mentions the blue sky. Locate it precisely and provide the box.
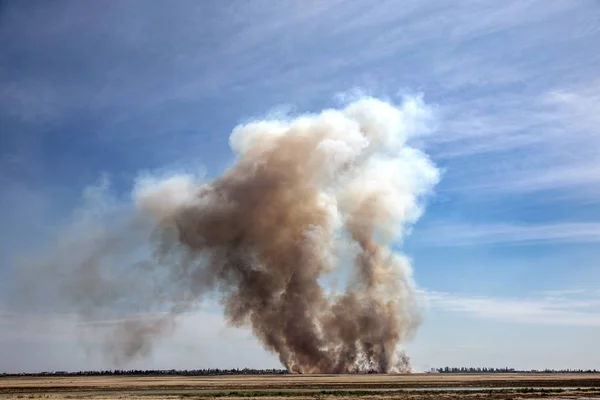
[1,0,600,372]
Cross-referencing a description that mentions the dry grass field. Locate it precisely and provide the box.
[1,374,600,399]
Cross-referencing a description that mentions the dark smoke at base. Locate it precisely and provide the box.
[14,96,439,373]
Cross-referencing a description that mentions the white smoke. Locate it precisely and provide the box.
[13,94,440,372]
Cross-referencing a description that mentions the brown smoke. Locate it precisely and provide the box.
[13,96,439,373]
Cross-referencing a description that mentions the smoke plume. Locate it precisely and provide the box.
[14,96,439,373]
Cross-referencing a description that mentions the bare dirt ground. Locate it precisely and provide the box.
[1,374,600,399]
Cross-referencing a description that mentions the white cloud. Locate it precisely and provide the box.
[416,221,600,246]
[421,289,600,326]
[537,289,586,297]
[433,81,600,197]
[1,0,592,121]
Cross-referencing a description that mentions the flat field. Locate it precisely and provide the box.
[2,373,600,400]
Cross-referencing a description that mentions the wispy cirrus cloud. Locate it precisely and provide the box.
[1,1,593,120]
[430,81,600,201]
[415,221,600,246]
[422,289,600,326]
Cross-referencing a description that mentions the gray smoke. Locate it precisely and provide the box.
[14,96,439,373]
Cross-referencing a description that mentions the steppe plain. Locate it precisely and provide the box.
[2,373,600,399]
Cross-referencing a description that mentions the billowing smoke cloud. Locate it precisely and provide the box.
[13,96,439,373]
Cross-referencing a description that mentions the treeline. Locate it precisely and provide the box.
[0,368,288,378]
[3,367,599,377]
[435,367,599,374]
